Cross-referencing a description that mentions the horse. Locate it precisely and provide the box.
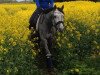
[29,5,64,73]
[37,5,64,56]
[37,5,64,69]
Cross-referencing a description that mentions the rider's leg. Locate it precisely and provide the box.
[29,7,42,30]
[29,8,42,41]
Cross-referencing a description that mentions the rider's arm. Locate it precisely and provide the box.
[35,0,40,7]
[49,0,54,8]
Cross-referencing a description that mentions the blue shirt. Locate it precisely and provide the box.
[35,0,54,10]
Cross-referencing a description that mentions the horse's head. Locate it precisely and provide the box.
[52,5,64,32]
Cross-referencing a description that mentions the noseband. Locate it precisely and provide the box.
[55,21,64,26]
[51,21,64,32]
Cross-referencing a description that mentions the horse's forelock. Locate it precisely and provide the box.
[57,8,64,14]
[53,9,64,16]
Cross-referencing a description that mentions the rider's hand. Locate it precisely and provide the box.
[29,25,34,30]
[31,27,34,30]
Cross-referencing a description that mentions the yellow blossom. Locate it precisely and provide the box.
[96,46,100,49]
[75,69,79,72]
[12,42,17,46]
[67,43,72,48]
[32,51,36,56]
[9,38,14,43]
[93,41,98,45]
[91,25,96,30]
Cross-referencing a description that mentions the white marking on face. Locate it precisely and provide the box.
[59,23,64,30]
[54,9,64,31]
[54,9,64,23]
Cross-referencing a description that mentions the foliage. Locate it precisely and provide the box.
[0,1,100,75]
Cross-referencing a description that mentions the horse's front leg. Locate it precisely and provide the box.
[46,33,52,39]
[41,38,51,58]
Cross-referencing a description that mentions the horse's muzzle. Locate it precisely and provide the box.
[58,23,64,32]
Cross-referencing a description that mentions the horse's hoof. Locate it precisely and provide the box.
[46,54,52,58]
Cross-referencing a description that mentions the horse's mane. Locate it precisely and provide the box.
[43,8,54,14]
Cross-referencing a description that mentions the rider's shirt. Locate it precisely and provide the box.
[35,0,54,10]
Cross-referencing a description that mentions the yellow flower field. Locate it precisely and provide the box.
[0,1,100,75]
[0,1,100,51]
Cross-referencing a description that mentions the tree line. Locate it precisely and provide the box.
[0,0,99,3]
[0,0,33,3]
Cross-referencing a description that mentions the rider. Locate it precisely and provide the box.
[29,0,54,30]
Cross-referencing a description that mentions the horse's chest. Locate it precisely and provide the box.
[39,25,49,33]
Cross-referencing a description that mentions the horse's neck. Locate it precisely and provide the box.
[41,13,52,32]
[38,11,53,32]
[45,11,53,23]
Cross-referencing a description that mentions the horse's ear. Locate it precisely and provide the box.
[61,5,64,10]
[54,5,57,9]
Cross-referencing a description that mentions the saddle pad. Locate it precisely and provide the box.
[36,14,41,31]
[36,14,45,31]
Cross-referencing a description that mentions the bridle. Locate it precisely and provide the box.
[54,21,64,27]
[52,10,64,30]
